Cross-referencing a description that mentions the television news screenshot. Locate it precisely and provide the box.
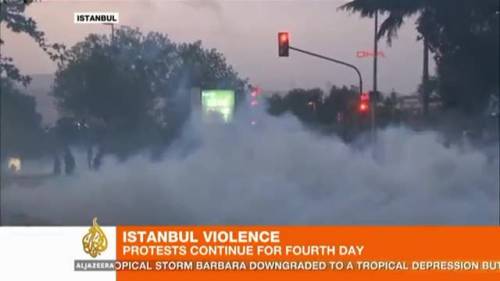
[0,0,499,280]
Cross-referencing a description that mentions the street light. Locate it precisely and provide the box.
[308,101,317,112]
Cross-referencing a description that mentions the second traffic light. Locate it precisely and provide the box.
[359,92,370,113]
[278,32,289,57]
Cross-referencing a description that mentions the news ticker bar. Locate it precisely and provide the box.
[75,260,500,272]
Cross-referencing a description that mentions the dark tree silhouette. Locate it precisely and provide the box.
[0,1,65,85]
[52,27,247,159]
[341,0,499,114]
[0,78,44,158]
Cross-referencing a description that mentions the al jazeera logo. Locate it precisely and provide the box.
[82,217,108,258]
[74,218,115,271]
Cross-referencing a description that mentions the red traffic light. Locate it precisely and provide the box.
[278,32,289,57]
[359,102,369,112]
[359,92,370,112]
[358,93,370,113]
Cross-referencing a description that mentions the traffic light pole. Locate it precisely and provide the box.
[289,46,363,95]
[372,12,378,139]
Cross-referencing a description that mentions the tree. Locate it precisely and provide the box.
[162,40,247,138]
[282,88,323,123]
[323,85,358,120]
[341,0,499,115]
[267,94,287,116]
[377,90,402,127]
[0,1,65,85]
[175,41,247,101]
[0,78,44,158]
[266,85,384,139]
[266,86,359,127]
[52,27,181,158]
[52,27,247,159]
[0,1,61,160]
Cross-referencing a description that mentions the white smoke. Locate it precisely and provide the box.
[2,110,499,225]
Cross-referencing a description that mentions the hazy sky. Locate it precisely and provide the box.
[2,0,434,94]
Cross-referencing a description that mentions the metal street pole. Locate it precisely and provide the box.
[289,46,363,95]
[422,36,430,117]
[111,23,114,43]
[0,173,2,225]
[103,23,114,44]
[372,11,379,138]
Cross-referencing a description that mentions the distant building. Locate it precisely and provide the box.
[396,94,442,115]
[397,95,421,115]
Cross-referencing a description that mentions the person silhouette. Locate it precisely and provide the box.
[53,153,61,175]
[64,146,76,175]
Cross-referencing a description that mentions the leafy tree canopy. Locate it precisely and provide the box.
[1,77,44,157]
[341,0,499,114]
[52,26,247,157]
[1,1,65,85]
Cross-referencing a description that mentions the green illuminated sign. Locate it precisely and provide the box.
[201,90,235,123]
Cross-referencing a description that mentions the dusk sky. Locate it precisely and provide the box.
[2,0,434,94]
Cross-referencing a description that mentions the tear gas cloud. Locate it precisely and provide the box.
[3,109,499,225]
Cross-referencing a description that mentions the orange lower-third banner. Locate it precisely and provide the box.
[114,226,500,281]
[1,226,499,280]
